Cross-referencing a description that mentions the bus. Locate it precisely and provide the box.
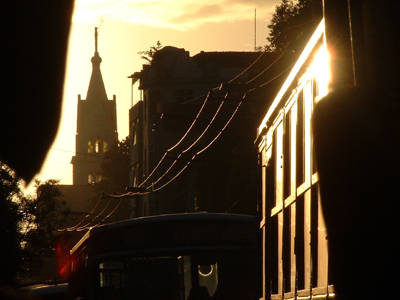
[68,213,258,300]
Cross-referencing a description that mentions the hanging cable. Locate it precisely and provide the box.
[151,92,245,192]
[246,51,287,84]
[228,33,281,84]
[58,194,104,232]
[75,199,123,231]
[64,197,114,231]
[138,91,212,188]
[147,92,227,189]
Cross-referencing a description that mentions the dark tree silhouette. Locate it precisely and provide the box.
[266,0,322,53]
[0,163,70,285]
[19,180,70,279]
[0,163,24,286]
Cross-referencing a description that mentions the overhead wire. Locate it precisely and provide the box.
[246,50,287,84]
[138,91,212,188]
[50,147,132,162]
[147,94,227,189]
[228,33,281,84]
[60,197,115,232]
[151,92,245,192]
[58,194,104,232]
[75,199,123,231]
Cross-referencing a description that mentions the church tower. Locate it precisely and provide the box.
[71,27,118,185]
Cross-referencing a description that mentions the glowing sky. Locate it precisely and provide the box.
[29,0,280,189]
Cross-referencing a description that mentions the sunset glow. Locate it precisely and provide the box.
[29,0,278,188]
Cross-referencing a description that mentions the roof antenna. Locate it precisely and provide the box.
[254,8,257,51]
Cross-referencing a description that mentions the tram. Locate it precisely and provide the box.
[68,213,258,300]
[256,20,333,300]
[257,0,400,298]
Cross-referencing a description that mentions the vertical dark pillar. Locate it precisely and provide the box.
[313,1,400,299]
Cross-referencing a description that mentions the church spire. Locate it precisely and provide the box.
[95,27,98,54]
[86,27,107,101]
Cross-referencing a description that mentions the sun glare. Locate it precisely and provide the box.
[313,45,330,101]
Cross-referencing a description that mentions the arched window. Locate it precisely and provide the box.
[88,174,93,184]
[88,141,94,154]
[95,140,101,153]
[103,140,108,153]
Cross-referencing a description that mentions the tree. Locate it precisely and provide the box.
[138,41,162,64]
[0,161,70,285]
[0,163,24,286]
[266,0,323,53]
[19,179,70,279]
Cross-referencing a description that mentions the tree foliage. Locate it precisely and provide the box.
[266,0,323,53]
[0,162,70,285]
[20,180,70,278]
[0,163,24,286]
[138,41,162,64]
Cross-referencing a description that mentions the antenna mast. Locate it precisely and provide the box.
[254,9,257,51]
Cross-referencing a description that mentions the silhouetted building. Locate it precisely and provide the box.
[128,46,296,217]
[71,27,118,185]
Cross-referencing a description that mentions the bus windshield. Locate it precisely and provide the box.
[94,251,254,300]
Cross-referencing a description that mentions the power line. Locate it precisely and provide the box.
[151,93,245,192]
[246,50,287,83]
[75,199,123,231]
[58,194,104,232]
[138,91,212,188]
[146,91,230,190]
[50,147,132,162]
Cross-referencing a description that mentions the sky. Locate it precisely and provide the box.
[27,0,281,190]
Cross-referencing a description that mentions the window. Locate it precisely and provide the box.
[103,140,108,153]
[88,140,94,154]
[88,174,93,184]
[274,122,284,211]
[283,110,292,200]
[95,140,101,153]
[133,130,137,146]
[296,91,305,187]
[96,174,102,183]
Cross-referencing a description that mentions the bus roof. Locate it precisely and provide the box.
[71,213,255,256]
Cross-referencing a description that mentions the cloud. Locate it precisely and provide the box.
[73,0,278,30]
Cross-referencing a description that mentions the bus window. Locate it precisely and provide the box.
[184,255,218,300]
